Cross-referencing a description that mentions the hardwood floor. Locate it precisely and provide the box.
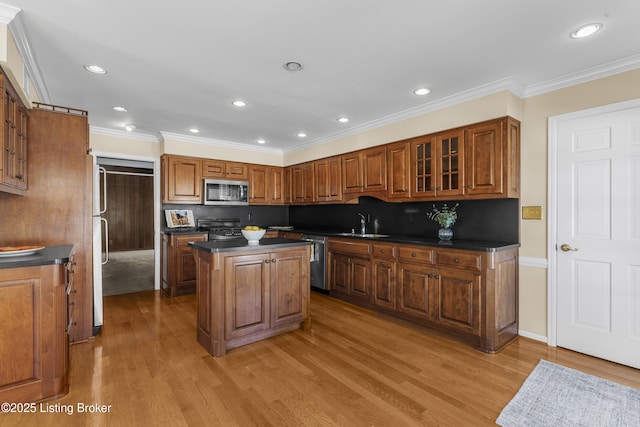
[3,290,639,426]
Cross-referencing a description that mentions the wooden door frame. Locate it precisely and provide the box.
[93,150,161,291]
[546,97,640,347]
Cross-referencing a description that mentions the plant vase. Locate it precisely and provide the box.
[438,227,453,241]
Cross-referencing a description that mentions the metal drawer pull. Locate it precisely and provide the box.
[411,253,416,257]
[453,258,460,263]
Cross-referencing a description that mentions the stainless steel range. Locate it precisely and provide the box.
[197,218,244,240]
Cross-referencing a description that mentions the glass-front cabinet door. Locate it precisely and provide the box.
[411,130,464,199]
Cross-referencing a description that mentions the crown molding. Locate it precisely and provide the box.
[284,77,525,154]
[0,3,19,25]
[523,53,640,98]
[5,10,51,103]
[160,131,283,155]
[91,126,162,143]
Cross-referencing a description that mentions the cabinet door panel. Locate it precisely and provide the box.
[271,251,306,327]
[362,147,387,191]
[436,268,481,336]
[225,254,270,339]
[387,141,411,199]
[351,258,370,299]
[342,152,363,194]
[436,130,464,197]
[397,263,435,321]
[373,259,395,309]
[465,121,502,195]
[249,165,268,204]
[331,254,350,295]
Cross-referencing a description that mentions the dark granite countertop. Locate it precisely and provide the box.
[189,238,311,253]
[162,227,206,235]
[295,229,519,252]
[0,245,74,269]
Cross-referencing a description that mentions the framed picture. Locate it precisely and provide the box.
[164,209,195,228]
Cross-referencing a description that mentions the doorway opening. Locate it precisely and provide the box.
[97,157,155,296]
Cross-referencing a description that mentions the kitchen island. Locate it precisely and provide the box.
[190,238,311,357]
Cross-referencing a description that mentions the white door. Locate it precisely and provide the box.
[555,104,640,369]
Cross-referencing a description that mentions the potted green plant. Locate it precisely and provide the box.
[427,203,459,240]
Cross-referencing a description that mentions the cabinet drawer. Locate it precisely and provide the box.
[328,239,371,256]
[372,243,396,259]
[173,234,208,248]
[435,250,482,271]
[397,246,433,264]
[202,160,225,178]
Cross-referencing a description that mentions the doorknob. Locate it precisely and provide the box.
[560,243,578,252]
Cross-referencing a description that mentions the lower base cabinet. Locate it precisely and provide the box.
[193,245,310,357]
[328,238,518,353]
[0,261,71,403]
[162,233,208,296]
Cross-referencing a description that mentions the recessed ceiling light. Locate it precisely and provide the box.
[570,23,603,39]
[84,64,107,74]
[124,124,136,132]
[189,128,199,133]
[232,100,247,107]
[112,106,127,112]
[413,88,431,96]
[297,132,307,138]
[257,139,267,144]
[283,61,303,72]
[337,117,350,123]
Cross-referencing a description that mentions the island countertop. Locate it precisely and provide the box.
[189,238,311,253]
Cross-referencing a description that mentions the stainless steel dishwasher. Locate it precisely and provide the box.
[301,234,328,292]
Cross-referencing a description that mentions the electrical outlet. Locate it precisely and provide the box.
[522,206,543,220]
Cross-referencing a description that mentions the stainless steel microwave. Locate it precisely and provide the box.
[203,179,249,205]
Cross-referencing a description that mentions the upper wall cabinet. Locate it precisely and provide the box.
[314,155,342,203]
[386,140,411,200]
[249,164,285,205]
[162,155,202,204]
[0,72,28,195]
[290,162,315,204]
[202,159,249,181]
[342,146,387,199]
[464,116,520,198]
[411,129,465,200]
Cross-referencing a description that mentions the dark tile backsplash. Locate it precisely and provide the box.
[289,197,520,243]
[164,197,519,243]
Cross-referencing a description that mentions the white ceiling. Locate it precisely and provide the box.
[2,1,640,153]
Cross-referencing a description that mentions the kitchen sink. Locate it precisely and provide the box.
[334,232,390,238]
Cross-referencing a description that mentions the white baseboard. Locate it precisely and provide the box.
[518,330,548,344]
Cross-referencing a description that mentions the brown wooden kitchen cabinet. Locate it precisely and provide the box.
[327,238,371,305]
[161,232,208,296]
[249,164,285,205]
[0,71,28,195]
[327,237,518,353]
[372,242,397,310]
[341,146,387,198]
[202,159,249,181]
[162,155,202,204]
[290,161,315,204]
[396,245,436,321]
[314,155,342,202]
[193,244,310,357]
[411,128,465,200]
[464,116,520,198]
[386,140,411,200]
[0,253,72,403]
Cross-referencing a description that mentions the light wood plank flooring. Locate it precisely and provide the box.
[3,290,639,426]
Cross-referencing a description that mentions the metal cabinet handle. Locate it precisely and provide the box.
[265,259,270,264]
[453,258,460,263]
[411,253,416,257]
[434,275,440,279]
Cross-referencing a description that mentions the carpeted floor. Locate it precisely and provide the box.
[497,359,640,426]
[102,249,155,296]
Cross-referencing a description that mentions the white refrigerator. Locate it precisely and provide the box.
[92,157,107,330]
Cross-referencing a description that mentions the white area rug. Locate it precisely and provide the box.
[497,359,640,427]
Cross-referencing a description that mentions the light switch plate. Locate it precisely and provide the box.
[522,206,543,220]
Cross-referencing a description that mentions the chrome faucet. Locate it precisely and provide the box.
[357,213,368,234]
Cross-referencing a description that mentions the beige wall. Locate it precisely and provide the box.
[162,135,283,166]
[90,131,162,159]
